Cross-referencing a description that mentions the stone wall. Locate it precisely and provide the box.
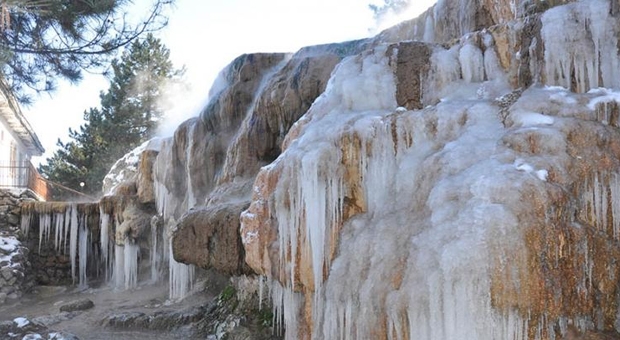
[20,202,104,286]
[24,239,72,286]
[0,191,35,304]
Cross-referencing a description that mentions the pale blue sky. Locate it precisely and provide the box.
[25,0,436,164]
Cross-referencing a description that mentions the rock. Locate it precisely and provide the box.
[7,213,19,226]
[172,202,253,275]
[32,312,78,327]
[102,311,147,329]
[0,317,80,340]
[236,1,620,338]
[372,0,578,46]
[153,43,359,222]
[58,299,94,312]
[115,201,152,244]
[48,331,80,340]
[137,149,159,204]
[387,41,433,110]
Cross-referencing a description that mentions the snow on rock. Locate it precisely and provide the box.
[13,317,29,328]
[510,111,554,127]
[0,236,19,254]
[102,139,161,196]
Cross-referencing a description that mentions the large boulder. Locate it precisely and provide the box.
[172,201,252,275]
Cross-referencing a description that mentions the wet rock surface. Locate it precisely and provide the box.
[161,42,366,272]
[0,317,79,340]
[173,203,253,275]
[0,273,279,340]
[102,276,280,340]
[59,299,94,313]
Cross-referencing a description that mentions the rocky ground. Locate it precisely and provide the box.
[0,274,281,340]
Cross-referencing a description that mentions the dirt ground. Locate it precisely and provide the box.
[0,278,214,339]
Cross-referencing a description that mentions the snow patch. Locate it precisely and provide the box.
[587,88,620,110]
[511,111,554,127]
[103,139,154,195]
[0,236,19,254]
[13,317,29,328]
[514,159,548,182]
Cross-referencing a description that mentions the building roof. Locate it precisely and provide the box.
[0,82,45,156]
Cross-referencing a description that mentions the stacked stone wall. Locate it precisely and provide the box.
[0,191,36,304]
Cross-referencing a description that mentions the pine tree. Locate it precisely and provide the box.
[39,34,183,198]
[0,0,174,104]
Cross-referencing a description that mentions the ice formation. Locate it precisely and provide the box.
[99,208,112,280]
[21,139,195,300]
[239,1,620,338]
[169,244,194,300]
[123,239,139,290]
[541,0,620,93]
[17,1,620,337]
[20,204,96,287]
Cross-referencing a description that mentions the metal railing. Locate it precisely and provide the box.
[0,161,49,200]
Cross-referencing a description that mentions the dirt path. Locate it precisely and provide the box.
[0,279,213,339]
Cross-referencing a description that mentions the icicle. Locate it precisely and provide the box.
[69,204,78,284]
[422,14,434,43]
[124,239,139,290]
[54,212,64,252]
[186,124,197,209]
[459,43,484,83]
[100,207,110,280]
[64,208,70,255]
[270,278,302,339]
[169,243,194,300]
[150,217,159,283]
[541,0,620,92]
[20,212,31,237]
[113,244,124,289]
[611,173,620,239]
[258,275,264,310]
[38,213,51,252]
[78,217,89,287]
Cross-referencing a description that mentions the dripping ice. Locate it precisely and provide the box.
[241,8,620,337]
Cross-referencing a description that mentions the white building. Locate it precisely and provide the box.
[0,84,46,200]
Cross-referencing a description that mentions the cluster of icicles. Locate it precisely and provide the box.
[20,199,194,301]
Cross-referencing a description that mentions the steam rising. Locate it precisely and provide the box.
[368,0,437,33]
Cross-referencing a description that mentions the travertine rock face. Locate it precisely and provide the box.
[372,0,577,45]
[238,1,620,339]
[115,201,151,244]
[172,202,252,275]
[137,149,158,204]
[154,53,289,220]
[387,42,433,110]
[157,42,368,273]
[47,0,620,337]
